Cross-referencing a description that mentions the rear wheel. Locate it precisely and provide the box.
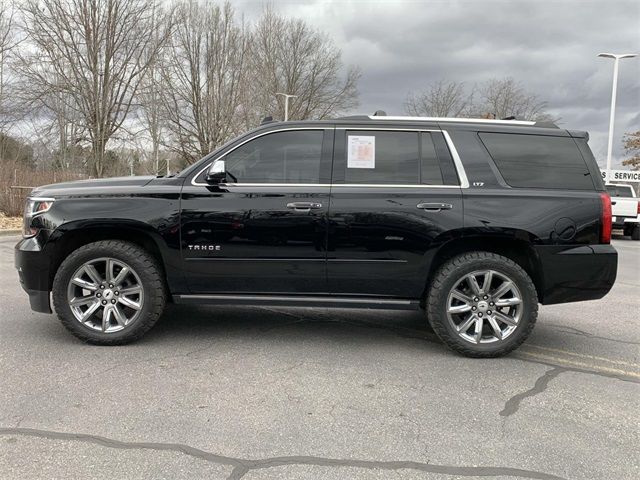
[52,240,166,345]
[426,251,538,358]
[631,225,640,240]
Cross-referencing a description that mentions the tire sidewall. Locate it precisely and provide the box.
[53,242,163,343]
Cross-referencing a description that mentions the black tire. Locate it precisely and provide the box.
[631,226,640,240]
[52,240,166,345]
[426,251,538,358]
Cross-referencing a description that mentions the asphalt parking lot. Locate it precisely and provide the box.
[0,235,638,480]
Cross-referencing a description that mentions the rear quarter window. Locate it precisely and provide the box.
[479,132,595,190]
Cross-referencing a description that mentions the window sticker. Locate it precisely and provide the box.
[347,135,375,169]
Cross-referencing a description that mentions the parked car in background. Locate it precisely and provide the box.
[15,115,617,357]
[606,183,640,240]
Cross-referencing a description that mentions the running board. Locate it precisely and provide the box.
[173,294,421,310]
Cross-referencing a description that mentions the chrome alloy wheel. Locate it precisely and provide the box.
[446,269,523,344]
[66,257,144,333]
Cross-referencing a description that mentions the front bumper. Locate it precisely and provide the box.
[535,244,617,305]
[15,235,53,313]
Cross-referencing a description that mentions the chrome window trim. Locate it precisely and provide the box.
[190,126,469,189]
[441,130,470,188]
[335,127,441,132]
[216,183,461,189]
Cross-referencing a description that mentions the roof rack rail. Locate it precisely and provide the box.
[338,115,371,120]
[363,115,537,125]
[334,115,560,128]
[532,120,559,128]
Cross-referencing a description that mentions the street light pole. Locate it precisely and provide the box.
[598,53,638,184]
[275,92,298,121]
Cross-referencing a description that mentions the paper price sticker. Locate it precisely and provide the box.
[348,135,375,169]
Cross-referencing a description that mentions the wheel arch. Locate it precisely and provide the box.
[46,221,170,292]
[422,234,544,305]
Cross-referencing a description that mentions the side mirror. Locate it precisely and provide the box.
[206,160,226,184]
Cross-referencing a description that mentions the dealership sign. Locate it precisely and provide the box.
[600,169,640,183]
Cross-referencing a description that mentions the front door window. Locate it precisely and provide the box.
[223,130,324,184]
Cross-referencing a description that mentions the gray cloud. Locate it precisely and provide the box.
[236,0,639,167]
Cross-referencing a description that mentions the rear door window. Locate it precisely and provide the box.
[341,130,453,185]
[479,132,595,190]
[421,133,444,185]
[344,131,420,184]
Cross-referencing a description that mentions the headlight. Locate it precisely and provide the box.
[23,197,55,238]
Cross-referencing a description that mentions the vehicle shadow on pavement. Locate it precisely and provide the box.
[147,304,444,350]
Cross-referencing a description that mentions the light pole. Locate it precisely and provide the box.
[598,53,637,184]
[275,92,298,121]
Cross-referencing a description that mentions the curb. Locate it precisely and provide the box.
[0,229,21,237]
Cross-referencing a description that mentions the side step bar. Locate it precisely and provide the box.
[173,294,421,310]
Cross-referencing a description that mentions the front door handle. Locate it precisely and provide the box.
[417,202,453,212]
[287,202,323,211]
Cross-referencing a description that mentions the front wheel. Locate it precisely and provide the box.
[52,240,166,345]
[426,251,538,358]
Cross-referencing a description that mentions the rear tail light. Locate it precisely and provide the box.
[637,201,640,215]
[599,192,612,244]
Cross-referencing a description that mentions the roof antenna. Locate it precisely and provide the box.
[501,116,516,120]
[260,116,274,125]
[372,110,387,116]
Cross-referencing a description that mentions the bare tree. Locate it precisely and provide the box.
[160,1,249,164]
[0,1,20,134]
[19,0,171,177]
[405,80,473,117]
[135,1,173,175]
[622,131,640,170]
[476,77,553,121]
[405,77,553,121]
[248,7,360,124]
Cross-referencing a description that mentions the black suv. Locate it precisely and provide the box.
[15,115,617,357]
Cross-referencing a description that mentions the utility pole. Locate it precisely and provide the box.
[275,92,298,121]
[598,53,637,184]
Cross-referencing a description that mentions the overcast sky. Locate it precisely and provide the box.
[236,0,639,168]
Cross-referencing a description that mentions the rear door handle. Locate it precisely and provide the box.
[287,202,323,211]
[416,202,453,212]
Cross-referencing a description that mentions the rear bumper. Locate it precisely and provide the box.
[15,235,53,313]
[612,216,639,228]
[535,244,617,305]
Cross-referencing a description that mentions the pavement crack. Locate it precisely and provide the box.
[500,367,565,417]
[0,426,568,480]
[513,354,639,384]
[547,325,640,346]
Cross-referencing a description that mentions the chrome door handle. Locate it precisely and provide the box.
[417,202,453,211]
[287,202,323,211]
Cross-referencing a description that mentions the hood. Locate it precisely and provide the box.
[30,175,156,198]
